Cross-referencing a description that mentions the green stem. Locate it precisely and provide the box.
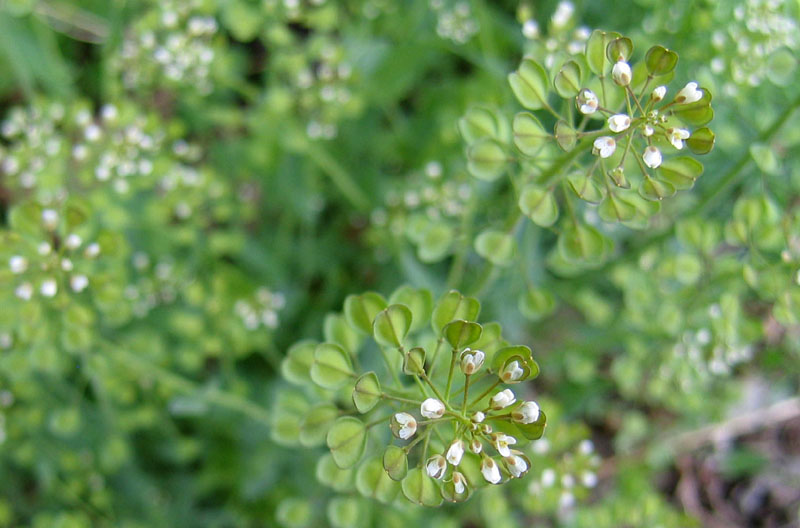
[420,373,447,404]
[469,378,502,408]
[382,392,423,406]
[444,349,458,400]
[302,141,370,211]
[462,374,471,415]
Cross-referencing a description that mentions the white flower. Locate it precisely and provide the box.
[643,146,663,168]
[42,209,59,231]
[611,60,632,86]
[393,412,417,439]
[579,439,594,454]
[593,136,617,158]
[470,438,483,454]
[643,124,654,137]
[15,282,33,300]
[40,278,58,298]
[522,19,539,39]
[512,401,540,424]
[481,457,502,484]
[460,348,485,375]
[61,258,73,271]
[85,243,101,258]
[492,433,517,457]
[667,127,691,149]
[426,455,447,479]
[607,114,631,133]
[675,82,703,104]
[576,89,598,115]
[70,275,89,293]
[452,471,467,494]
[65,234,82,250]
[582,471,598,488]
[562,474,575,488]
[490,389,516,410]
[541,468,556,487]
[9,256,27,274]
[652,85,667,101]
[37,242,51,256]
[420,398,445,419]
[471,411,485,423]
[500,360,524,382]
[505,454,529,478]
[446,439,465,466]
[559,491,575,509]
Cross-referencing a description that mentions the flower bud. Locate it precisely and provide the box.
[642,146,662,168]
[452,471,468,494]
[592,136,616,158]
[607,114,631,133]
[70,275,89,293]
[9,256,27,274]
[480,457,502,484]
[642,124,654,137]
[15,282,33,300]
[460,348,485,375]
[42,209,58,231]
[499,360,524,382]
[391,412,417,440]
[426,455,447,479]
[576,89,598,115]
[471,411,485,423]
[675,82,703,104]
[64,234,82,250]
[611,60,632,86]
[490,389,516,410]
[470,437,483,454]
[652,85,667,101]
[85,242,101,258]
[505,452,529,478]
[40,278,58,298]
[446,439,465,466]
[420,398,445,419]
[512,401,541,424]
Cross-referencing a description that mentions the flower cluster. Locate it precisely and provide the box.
[368,160,473,263]
[519,1,591,69]
[280,288,546,506]
[113,0,218,94]
[429,0,479,45]
[234,288,286,331]
[710,0,799,90]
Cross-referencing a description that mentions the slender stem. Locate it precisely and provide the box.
[452,371,489,397]
[403,430,428,453]
[462,374,471,415]
[382,392,423,406]
[413,375,431,399]
[381,347,403,389]
[469,378,501,408]
[366,413,395,429]
[420,373,447,404]
[427,337,445,378]
[444,349,458,400]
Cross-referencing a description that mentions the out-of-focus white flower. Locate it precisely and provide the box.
[9,256,27,274]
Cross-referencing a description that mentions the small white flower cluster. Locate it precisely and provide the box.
[583,81,704,174]
[234,288,286,331]
[711,0,799,89]
[527,437,601,515]
[124,253,180,317]
[115,0,218,94]
[429,0,479,45]
[10,208,101,302]
[521,1,591,69]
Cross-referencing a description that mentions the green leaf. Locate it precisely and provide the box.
[508,57,550,110]
[443,320,483,350]
[491,345,540,381]
[766,47,797,86]
[658,157,703,190]
[417,222,454,262]
[373,304,413,348]
[599,192,637,222]
[586,30,622,75]
[558,223,611,264]
[644,45,678,76]
[467,139,507,181]
[518,288,556,321]
[300,403,339,447]
[750,144,780,175]
[638,178,676,202]
[383,445,408,481]
[474,229,516,266]
[353,372,382,413]
[324,313,362,355]
[432,290,481,333]
[519,185,559,227]
[553,60,582,98]
[515,409,547,440]
[672,89,714,126]
[311,343,354,390]
[327,497,362,528]
[512,112,549,156]
[401,468,442,507]
[567,172,605,203]
[356,456,400,504]
[554,119,577,152]
[403,347,426,375]
[606,37,633,62]
[441,477,472,503]
[389,286,433,333]
[458,106,509,144]
[276,498,314,528]
[686,127,715,155]
[316,454,356,492]
[281,340,317,386]
[327,417,368,469]
[344,292,388,335]
[8,201,42,235]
